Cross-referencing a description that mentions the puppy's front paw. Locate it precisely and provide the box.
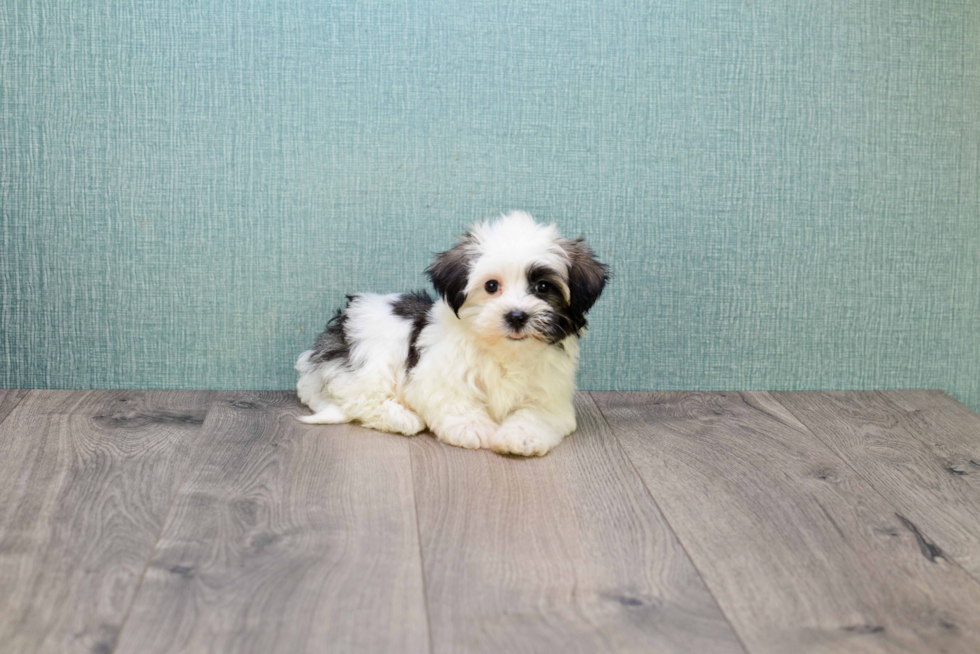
[380,400,426,436]
[435,416,498,450]
[489,420,563,457]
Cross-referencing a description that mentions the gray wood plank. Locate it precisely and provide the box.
[593,391,980,654]
[880,390,980,435]
[775,390,980,580]
[114,391,430,654]
[880,389,967,413]
[410,393,745,654]
[0,390,213,654]
[0,388,29,424]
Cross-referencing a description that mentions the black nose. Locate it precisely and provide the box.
[505,310,529,329]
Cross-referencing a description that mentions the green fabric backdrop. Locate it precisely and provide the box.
[2,1,978,409]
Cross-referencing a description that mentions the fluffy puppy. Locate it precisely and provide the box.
[296,211,608,456]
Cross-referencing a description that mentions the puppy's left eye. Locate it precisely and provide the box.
[485,280,499,294]
[534,281,552,294]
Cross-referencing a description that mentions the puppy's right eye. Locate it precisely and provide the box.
[484,280,499,294]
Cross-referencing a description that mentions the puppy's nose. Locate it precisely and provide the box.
[505,310,529,329]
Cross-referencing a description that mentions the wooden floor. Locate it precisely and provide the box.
[1,390,980,653]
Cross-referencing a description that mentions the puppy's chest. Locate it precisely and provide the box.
[475,359,539,422]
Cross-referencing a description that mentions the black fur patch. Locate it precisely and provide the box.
[426,233,475,316]
[525,264,579,344]
[391,291,434,370]
[562,237,609,331]
[525,252,608,344]
[309,295,356,366]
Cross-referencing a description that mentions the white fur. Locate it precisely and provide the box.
[296,211,597,456]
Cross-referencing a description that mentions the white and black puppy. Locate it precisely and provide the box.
[296,211,608,456]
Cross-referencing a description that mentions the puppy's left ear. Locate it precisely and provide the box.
[563,237,609,328]
[426,233,474,317]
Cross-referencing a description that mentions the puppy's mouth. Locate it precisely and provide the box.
[506,333,527,341]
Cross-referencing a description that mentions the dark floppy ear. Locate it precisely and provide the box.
[563,237,609,327]
[425,234,474,317]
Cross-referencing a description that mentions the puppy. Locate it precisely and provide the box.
[296,211,608,456]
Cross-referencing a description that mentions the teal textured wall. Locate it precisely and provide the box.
[2,1,979,409]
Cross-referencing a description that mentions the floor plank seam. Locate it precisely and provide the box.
[407,441,437,654]
[108,390,218,654]
[585,392,753,654]
[769,392,980,589]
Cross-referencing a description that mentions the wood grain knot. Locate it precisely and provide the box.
[841,624,885,635]
[813,468,839,482]
[249,533,282,552]
[939,619,959,632]
[945,463,968,476]
[895,514,944,563]
[602,591,661,610]
[88,624,121,654]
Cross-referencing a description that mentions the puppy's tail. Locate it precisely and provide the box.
[296,350,350,424]
[298,403,349,424]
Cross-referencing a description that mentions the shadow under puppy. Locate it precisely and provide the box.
[296,211,608,456]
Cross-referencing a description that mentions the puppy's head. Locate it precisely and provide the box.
[426,211,608,345]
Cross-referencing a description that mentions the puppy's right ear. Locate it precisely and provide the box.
[426,233,474,317]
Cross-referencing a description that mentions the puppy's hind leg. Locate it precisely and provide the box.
[359,399,426,436]
[298,403,349,424]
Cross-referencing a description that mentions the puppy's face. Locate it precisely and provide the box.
[427,212,608,346]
